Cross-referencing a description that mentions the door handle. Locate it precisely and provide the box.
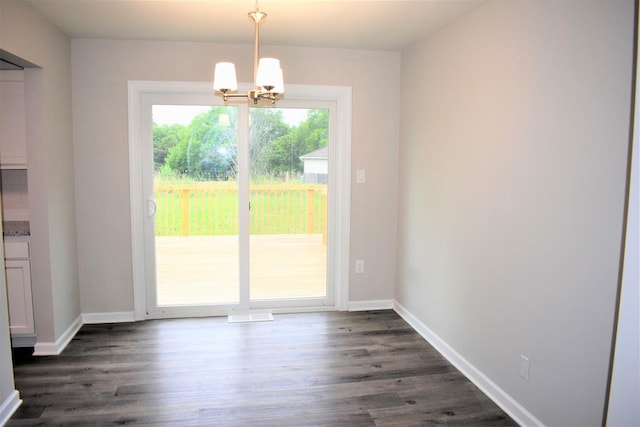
[147,198,157,217]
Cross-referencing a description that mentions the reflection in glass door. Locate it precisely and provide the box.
[151,105,240,306]
[249,108,328,301]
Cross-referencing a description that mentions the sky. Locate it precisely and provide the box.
[152,105,309,127]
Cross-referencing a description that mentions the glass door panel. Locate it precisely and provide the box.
[152,105,240,306]
[248,107,329,301]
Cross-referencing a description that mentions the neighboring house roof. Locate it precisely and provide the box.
[299,146,328,161]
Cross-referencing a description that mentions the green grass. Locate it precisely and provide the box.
[154,184,327,236]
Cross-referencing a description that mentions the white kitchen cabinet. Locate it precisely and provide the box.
[5,259,33,335]
[4,239,34,335]
[0,70,27,169]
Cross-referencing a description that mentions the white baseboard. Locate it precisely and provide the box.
[348,299,394,311]
[0,390,21,425]
[393,300,544,427]
[33,314,83,356]
[82,311,136,324]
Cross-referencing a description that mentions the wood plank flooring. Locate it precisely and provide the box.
[7,310,516,426]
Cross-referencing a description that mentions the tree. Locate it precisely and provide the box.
[262,109,328,175]
[152,123,187,172]
[153,106,328,182]
[249,108,290,178]
[164,108,238,180]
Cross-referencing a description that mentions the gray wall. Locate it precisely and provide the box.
[0,1,81,344]
[396,1,633,426]
[71,39,400,313]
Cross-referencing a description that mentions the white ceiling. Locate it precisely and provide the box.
[24,0,483,51]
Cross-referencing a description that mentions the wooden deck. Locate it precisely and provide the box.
[155,234,327,305]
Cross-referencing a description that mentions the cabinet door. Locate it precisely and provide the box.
[0,71,27,167]
[5,259,34,335]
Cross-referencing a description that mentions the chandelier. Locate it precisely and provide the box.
[213,3,284,105]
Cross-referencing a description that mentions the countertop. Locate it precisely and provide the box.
[2,221,30,236]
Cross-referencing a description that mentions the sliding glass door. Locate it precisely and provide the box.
[249,108,328,302]
[141,94,334,318]
[152,105,240,307]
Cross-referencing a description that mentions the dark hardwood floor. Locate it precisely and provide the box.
[7,310,516,426]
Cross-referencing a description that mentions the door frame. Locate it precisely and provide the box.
[128,81,352,319]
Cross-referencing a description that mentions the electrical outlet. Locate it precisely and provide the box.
[356,169,366,184]
[355,259,365,274]
[519,354,530,381]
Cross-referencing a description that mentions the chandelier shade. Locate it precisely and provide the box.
[213,4,284,105]
[213,62,238,92]
[256,58,284,92]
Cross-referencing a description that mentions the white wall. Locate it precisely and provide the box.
[0,224,19,427]
[71,39,400,313]
[396,1,634,426]
[0,7,19,421]
[0,1,81,347]
[606,6,640,424]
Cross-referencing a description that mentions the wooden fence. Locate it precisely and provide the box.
[154,183,327,241]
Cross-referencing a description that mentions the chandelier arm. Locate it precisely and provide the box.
[223,93,251,98]
[219,92,250,103]
[256,91,278,104]
[218,90,280,105]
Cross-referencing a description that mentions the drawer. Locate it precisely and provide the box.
[4,240,29,259]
